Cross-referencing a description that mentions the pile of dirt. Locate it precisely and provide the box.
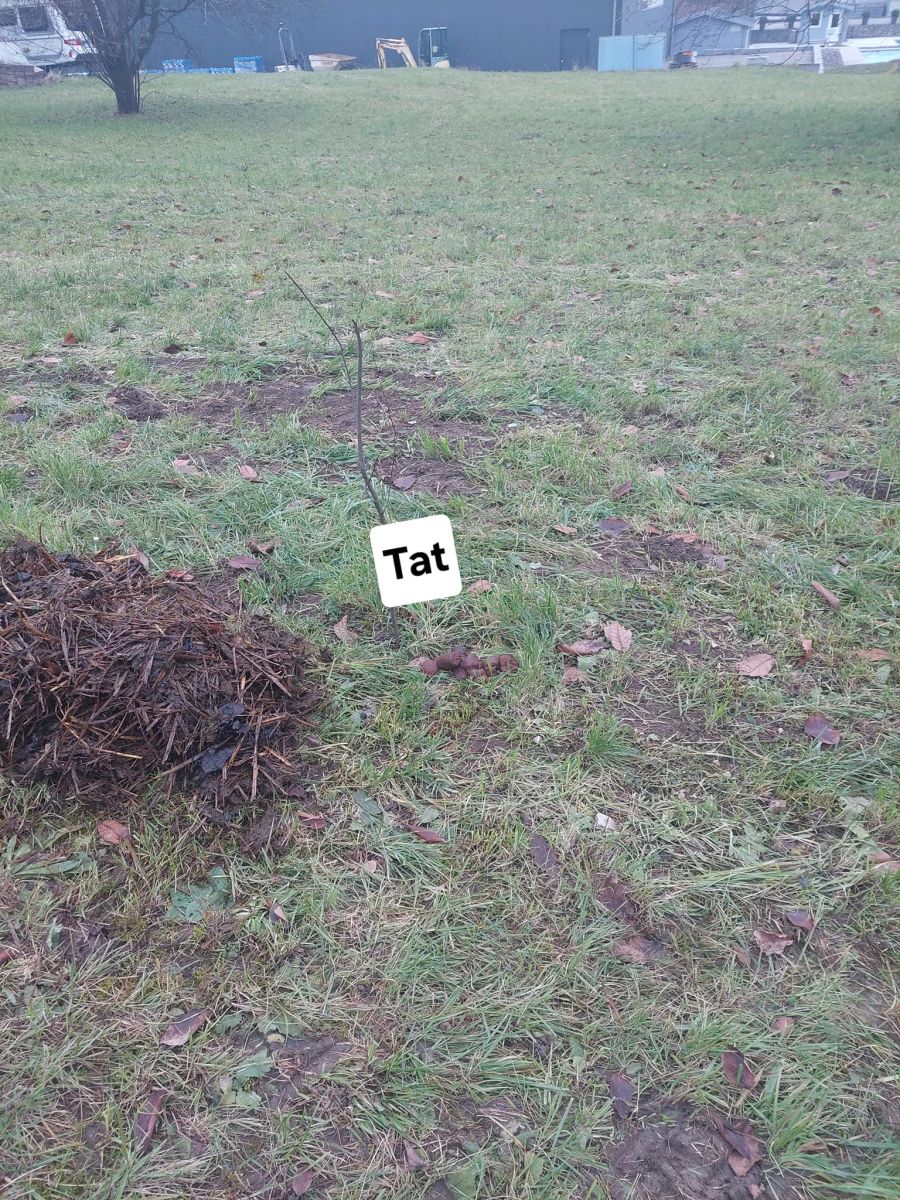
[0,541,320,803]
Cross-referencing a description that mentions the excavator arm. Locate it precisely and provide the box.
[375,38,418,68]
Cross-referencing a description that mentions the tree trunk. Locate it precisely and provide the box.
[107,57,142,115]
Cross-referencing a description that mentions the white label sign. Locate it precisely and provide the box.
[369,514,461,608]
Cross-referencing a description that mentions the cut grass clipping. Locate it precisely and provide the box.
[0,540,320,803]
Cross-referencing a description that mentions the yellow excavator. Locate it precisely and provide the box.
[376,28,449,68]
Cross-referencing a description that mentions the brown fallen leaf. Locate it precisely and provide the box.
[609,1071,636,1118]
[227,555,262,572]
[562,666,588,685]
[598,517,631,535]
[797,637,813,665]
[333,614,357,646]
[557,639,605,656]
[803,713,841,746]
[134,1087,167,1154]
[736,652,775,678]
[267,900,287,923]
[869,305,883,316]
[727,1152,757,1177]
[467,579,494,595]
[127,544,150,570]
[840,372,855,388]
[861,648,890,663]
[826,469,851,483]
[166,568,195,581]
[732,945,752,968]
[553,524,578,535]
[245,289,265,300]
[604,622,633,652]
[160,1007,208,1047]
[596,875,637,919]
[611,480,633,500]
[721,1049,758,1091]
[405,331,432,345]
[238,464,259,481]
[403,1142,429,1170]
[0,947,18,967]
[770,1016,794,1035]
[614,935,663,964]
[753,929,793,956]
[97,818,130,846]
[530,833,559,872]
[172,456,200,476]
[391,474,417,490]
[291,1167,314,1195]
[247,539,276,555]
[785,910,815,931]
[672,483,691,502]
[712,1113,765,1174]
[298,812,329,831]
[812,580,841,610]
[375,289,396,300]
[407,825,445,844]
[63,331,80,346]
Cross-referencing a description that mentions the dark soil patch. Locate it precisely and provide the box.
[618,674,713,745]
[185,376,498,457]
[184,378,318,427]
[589,533,725,578]
[108,385,167,422]
[605,1105,775,1200]
[376,457,474,496]
[0,540,320,804]
[2,360,107,387]
[670,616,738,663]
[263,1034,353,1109]
[842,468,897,502]
[52,911,111,964]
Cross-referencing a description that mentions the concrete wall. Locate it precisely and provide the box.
[152,0,615,72]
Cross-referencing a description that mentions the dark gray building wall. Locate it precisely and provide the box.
[152,0,614,72]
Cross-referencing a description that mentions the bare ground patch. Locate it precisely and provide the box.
[588,531,727,579]
[605,1103,803,1200]
[841,468,897,502]
[183,375,499,446]
[618,673,717,746]
[375,456,475,496]
[107,385,168,421]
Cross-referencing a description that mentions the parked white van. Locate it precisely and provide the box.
[0,4,91,69]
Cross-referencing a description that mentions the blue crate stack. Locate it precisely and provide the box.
[161,58,192,72]
[234,56,266,72]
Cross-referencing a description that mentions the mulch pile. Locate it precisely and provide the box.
[0,540,320,803]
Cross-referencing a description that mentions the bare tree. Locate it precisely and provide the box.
[59,1,278,116]
[58,2,191,114]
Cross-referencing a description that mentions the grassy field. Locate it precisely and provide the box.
[0,66,898,1200]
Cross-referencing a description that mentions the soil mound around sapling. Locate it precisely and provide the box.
[0,541,320,803]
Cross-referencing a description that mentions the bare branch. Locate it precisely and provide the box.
[284,271,353,389]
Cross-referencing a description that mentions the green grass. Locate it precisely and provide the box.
[1,68,898,1199]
